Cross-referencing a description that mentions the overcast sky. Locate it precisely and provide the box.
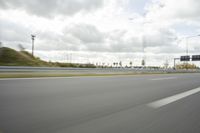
[0,0,200,66]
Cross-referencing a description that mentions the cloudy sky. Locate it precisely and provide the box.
[0,0,200,66]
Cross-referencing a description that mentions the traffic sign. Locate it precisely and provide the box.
[180,56,190,61]
[192,55,200,61]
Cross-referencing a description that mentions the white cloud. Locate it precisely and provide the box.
[0,0,104,18]
[0,18,30,42]
[65,23,104,44]
[145,0,200,23]
[1,0,200,66]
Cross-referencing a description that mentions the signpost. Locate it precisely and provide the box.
[174,55,200,70]
[180,56,190,61]
[192,55,200,61]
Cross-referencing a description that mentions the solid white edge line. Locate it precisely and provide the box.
[0,77,78,80]
[150,77,177,81]
[147,87,200,108]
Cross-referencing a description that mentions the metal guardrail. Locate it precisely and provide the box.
[0,66,199,73]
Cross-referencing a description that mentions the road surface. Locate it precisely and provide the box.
[1,73,200,133]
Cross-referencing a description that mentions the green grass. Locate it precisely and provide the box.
[0,47,96,68]
[0,47,50,66]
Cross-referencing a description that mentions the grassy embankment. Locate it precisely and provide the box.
[0,47,95,67]
[0,47,98,78]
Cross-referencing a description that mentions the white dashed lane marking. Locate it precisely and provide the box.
[147,87,200,108]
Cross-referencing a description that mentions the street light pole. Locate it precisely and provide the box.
[141,21,151,67]
[31,34,36,56]
[185,34,200,56]
[186,38,188,56]
[129,18,152,67]
[179,34,200,70]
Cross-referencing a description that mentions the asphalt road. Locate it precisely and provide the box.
[1,73,200,133]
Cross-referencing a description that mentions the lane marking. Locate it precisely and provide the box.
[0,77,77,80]
[150,77,177,81]
[147,87,200,108]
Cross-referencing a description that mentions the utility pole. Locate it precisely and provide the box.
[31,34,36,56]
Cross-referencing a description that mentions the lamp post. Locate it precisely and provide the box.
[31,34,36,56]
[129,18,152,67]
[185,34,200,56]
